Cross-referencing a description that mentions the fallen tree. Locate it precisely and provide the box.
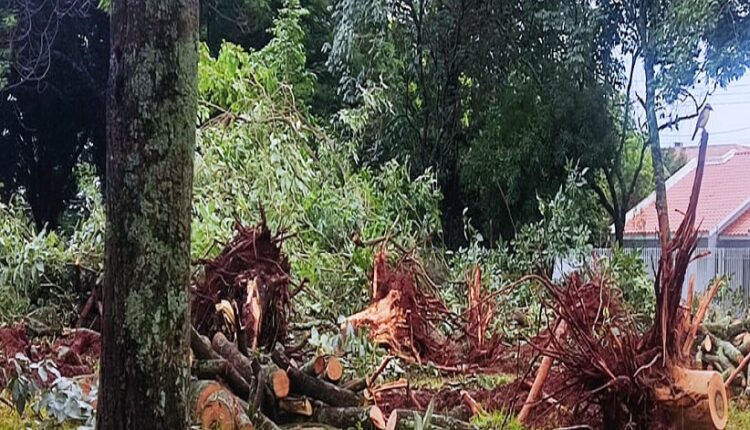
[518,130,730,429]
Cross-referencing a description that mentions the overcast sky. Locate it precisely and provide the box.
[622,51,750,149]
[659,73,750,148]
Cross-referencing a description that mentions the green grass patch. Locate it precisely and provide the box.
[471,410,525,430]
[729,400,750,430]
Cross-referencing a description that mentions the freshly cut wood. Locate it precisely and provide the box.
[704,319,750,341]
[369,378,408,394]
[655,367,728,430]
[736,333,750,355]
[385,409,476,430]
[703,353,732,373]
[683,278,724,357]
[518,321,566,424]
[287,367,363,407]
[324,356,344,383]
[367,356,393,388]
[246,277,264,350]
[279,398,313,417]
[704,333,743,365]
[725,352,750,388]
[192,359,251,399]
[703,336,714,354]
[213,332,261,384]
[460,390,484,416]
[267,366,291,399]
[300,356,326,376]
[191,380,255,430]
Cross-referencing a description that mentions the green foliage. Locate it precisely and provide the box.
[0,165,104,324]
[194,7,442,322]
[413,399,435,430]
[510,167,594,277]
[0,5,13,88]
[729,400,750,430]
[597,248,655,330]
[1,353,95,429]
[471,410,525,430]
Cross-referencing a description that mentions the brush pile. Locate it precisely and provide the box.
[187,219,395,430]
[518,131,730,429]
[346,250,505,372]
[192,213,292,352]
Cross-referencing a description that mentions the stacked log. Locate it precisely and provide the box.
[694,316,750,395]
[189,327,392,430]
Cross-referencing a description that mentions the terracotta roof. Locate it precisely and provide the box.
[624,149,750,237]
[670,144,750,161]
[723,208,750,237]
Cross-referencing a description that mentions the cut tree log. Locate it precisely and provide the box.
[192,359,252,399]
[265,365,291,399]
[342,377,367,392]
[655,367,728,430]
[191,380,255,430]
[300,356,326,377]
[213,332,261,384]
[725,351,750,388]
[324,356,344,383]
[307,403,386,430]
[683,278,724,357]
[737,333,750,355]
[385,409,476,430]
[193,326,222,359]
[287,367,363,407]
[703,319,750,341]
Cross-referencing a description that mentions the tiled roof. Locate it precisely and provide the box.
[670,144,750,161]
[723,208,750,237]
[624,149,750,238]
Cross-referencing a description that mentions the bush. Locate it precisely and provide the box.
[0,165,104,324]
[597,247,654,329]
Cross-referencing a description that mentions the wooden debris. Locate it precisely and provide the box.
[385,409,475,430]
[324,356,344,383]
[279,397,314,417]
[287,367,363,407]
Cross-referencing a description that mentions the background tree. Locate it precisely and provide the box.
[327,0,621,246]
[97,0,198,428]
[0,0,108,229]
[602,0,750,247]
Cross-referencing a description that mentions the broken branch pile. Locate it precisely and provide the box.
[192,214,292,351]
[520,131,730,429]
[346,250,505,372]
[187,219,484,429]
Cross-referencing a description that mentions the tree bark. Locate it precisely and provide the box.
[643,51,670,248]
[98,0,199,428]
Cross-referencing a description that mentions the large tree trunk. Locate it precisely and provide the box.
[643,52,670,249]
[98,0,199,428]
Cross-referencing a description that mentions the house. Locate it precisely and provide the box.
[623,144,750,247]
[621,144,750,300]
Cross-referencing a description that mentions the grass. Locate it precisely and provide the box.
[471,410,525,430]
[0,408,78,430]
[729,400,750,430]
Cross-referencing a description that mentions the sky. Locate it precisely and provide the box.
[659,73,750,148]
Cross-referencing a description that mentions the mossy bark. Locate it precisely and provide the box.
[98,0,198,429]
